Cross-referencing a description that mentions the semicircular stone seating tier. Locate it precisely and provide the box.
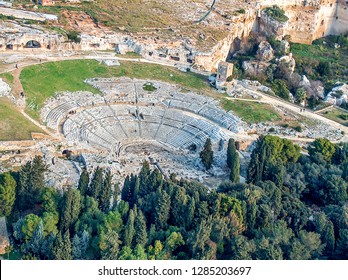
[41,78,245,151]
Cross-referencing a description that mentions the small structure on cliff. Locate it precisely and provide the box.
[216,61,234,88]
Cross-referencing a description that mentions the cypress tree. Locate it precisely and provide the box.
[200,138,213,170]
[78,169,89,196]
[323,221,335,255]
[227,138,236,169]
[228,139,240,183]
[121,175,131,202]
[154,189,171,230]
[112,183,120,210]
[72,234,81,260]
[28,220,44,258]
[139,161,151,196]
[0,172,16,216]
[60,188,81,232]
[100,230,122,260]
[100,170,112,212]
[133,209,148,247]
[17,156,47,211]
[124,209,135,247]
[53,232,64,260]
[62,230,72,260]
[132,176,140,206]
[89,167,103,203]
[186,197,195,229]
[170,187,187,226]
[80,230,90,258]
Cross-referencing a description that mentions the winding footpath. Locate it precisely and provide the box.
[0,50,347,143]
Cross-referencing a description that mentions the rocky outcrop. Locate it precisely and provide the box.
[256,41,274,62]
[278,53,296,74]
[325,83,348,105]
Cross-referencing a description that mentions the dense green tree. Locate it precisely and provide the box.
[41,187,59,216]
[118,246,135,260]
[72,234,82,260]
[229,236,255,260]
[121,175,132,202]
[100,170,113,212]
[138,161,151,197]
[248,135,300,184]
[21,214,41,242]
[27,220,44,257]
[89,167,104,203]
[99,230,122,260]
[42,212,58,236]
[335,229,348,259]
[60,188,81,232]
[317,61,331,77]
[133,244,147,260]
[124,209,135,247]
[154,189,171,229]
[112,183,120,210]
[186,197,195,229]
[271,79,291,100]
[227,139,240,183]
[190,216,214,259]
[0,172,16,216]
[78,169,89,196]
[53,231,72,260]
[295,87,307,104]
[133,209,148,247]
[170,187,187,226]
[200,138,213,170]
[40,232,55,260]
[308,138,336,162]
[17,156,47,210]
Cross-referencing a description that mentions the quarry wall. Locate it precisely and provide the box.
[0,0,347,71]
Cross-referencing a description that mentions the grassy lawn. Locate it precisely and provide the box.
[20,59,212,120]
[291,36,348,85]
[221,99,281,123]
[0,98,45,141]
[0,72,14,85]
[320,108,348,126]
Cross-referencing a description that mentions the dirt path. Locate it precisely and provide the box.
[11,68,23,97]
[230,87,348,141]
[1,50,347,143]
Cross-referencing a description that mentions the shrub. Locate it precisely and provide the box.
[263,5,289,23]
[66,31,81,43]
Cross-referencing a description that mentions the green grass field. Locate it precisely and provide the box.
[221,99,281,123]
[20,59,212,120]
[0,98,45,141]
[0,72,14,85]
[320,108,348,127]
[291,36,348,85]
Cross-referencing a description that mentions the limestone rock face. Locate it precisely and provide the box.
[242,61,269,77]
[325,83,348,105]
[0,78,11,98]
[279,53,296,74]
[256,41,274,62]
[299,75,311,88]
[280,39,290,54]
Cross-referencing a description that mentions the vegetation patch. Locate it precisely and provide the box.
[0,72,14,85]
[142,82,157,92]
[221,99,281,123]
[320,108,348,126]
[20,59,211,120]
[291,35,348,90]
[0,98,45,140]
[263,5,289,23]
